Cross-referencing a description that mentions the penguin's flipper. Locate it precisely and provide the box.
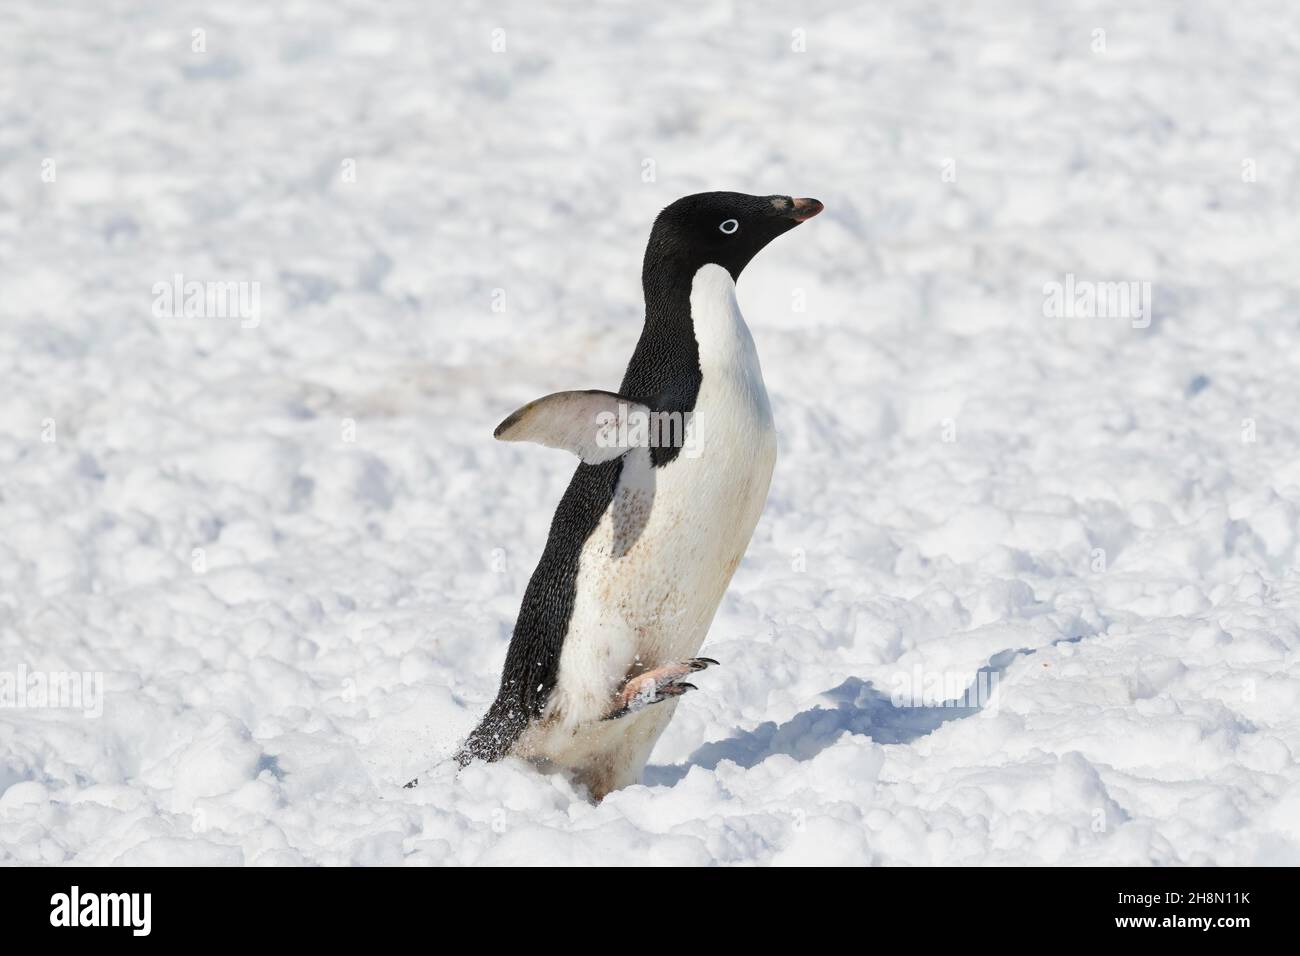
[494,389,650,465]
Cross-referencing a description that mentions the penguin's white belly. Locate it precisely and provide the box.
[517,264,776,793]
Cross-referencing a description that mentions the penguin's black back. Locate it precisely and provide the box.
[457,457,620,761]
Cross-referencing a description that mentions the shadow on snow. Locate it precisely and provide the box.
[644,644,1046,787]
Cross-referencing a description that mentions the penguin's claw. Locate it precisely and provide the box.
[603,661,716,720]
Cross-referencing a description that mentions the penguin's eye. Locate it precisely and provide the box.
[718,219,739,235]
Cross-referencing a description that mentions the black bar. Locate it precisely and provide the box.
[0,865,1285,942]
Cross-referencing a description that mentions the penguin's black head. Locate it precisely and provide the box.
[644,191,823,283]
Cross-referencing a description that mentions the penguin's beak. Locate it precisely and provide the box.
[788,197,824,222]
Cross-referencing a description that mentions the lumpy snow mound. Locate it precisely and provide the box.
[2,1,1298,865]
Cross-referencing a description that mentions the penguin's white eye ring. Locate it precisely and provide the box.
[719,219,739,235]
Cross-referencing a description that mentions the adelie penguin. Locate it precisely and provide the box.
[453,192,822,800]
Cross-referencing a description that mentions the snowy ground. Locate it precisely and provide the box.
[2,0,1300,865]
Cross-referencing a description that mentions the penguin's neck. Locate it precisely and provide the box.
[620,257,703,414]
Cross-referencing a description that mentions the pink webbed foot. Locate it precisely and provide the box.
[603,658,718,720]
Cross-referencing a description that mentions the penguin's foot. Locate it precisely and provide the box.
[604,658,718,720]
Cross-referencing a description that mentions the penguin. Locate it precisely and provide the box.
[457,191,823,799]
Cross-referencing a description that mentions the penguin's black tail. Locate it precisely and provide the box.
[455,699,530,767]
[403,703,528,790]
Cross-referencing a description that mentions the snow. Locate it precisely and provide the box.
[2,0,1299,865]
